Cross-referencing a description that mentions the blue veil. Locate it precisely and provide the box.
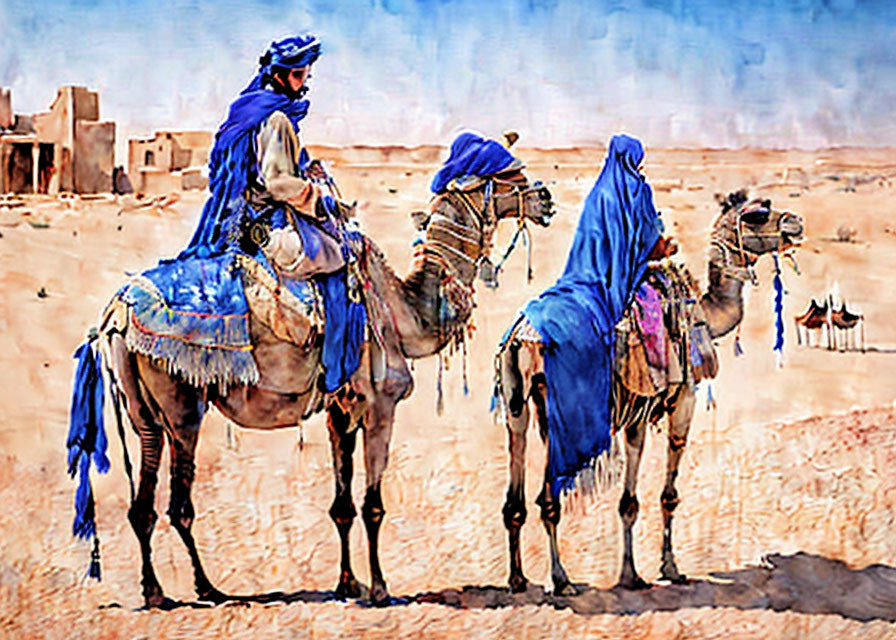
[524,134,662,495]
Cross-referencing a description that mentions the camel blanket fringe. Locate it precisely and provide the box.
[106,274,260,388]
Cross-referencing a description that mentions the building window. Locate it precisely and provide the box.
[145,150,155,166]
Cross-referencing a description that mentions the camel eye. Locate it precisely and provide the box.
[740,207,770,225]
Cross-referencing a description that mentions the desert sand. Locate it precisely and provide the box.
[2,146,896,638]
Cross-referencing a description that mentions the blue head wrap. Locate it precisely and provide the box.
[430,132,521,194]
[523,134,662,496]
[181,35,320,258]
[243,34,322,94]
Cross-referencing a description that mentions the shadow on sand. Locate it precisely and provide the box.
[410,553,896,622]
[111,553,896,622]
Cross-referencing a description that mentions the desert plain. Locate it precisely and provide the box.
[2,145,896,638]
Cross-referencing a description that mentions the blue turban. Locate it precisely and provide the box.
[430,132,521,194]
[242,34,321,94]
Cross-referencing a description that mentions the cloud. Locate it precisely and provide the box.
[2,0,895,158]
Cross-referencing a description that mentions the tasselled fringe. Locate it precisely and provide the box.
[125,323,259,389]
[562,432,624,512]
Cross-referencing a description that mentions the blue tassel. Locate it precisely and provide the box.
[68,340,110,581]
[734,335,744,357]
[706,383,716,411]
[773,255,785,358]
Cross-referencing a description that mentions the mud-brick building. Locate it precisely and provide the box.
[0,86,115,194]
[128,130,211,194]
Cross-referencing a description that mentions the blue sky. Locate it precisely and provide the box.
[2,0,896,156]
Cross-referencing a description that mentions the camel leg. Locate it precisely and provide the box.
[129,349,223,604]
[501,341,529,592]
[361,401,395,605]
[109,339,168,608]
[794,320,802,347]
[532,378,576,596]
[617,408,649,589]
[659,387,695,584]
[165,406,228,604]
[503,414,529,592]
[327,402,361,599]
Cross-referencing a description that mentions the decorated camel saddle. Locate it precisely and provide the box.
[614,260,719,398]
[101,213,367,401]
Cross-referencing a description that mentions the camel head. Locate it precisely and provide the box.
[711,189,804,271]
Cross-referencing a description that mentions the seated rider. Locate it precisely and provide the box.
[181,34,347,279]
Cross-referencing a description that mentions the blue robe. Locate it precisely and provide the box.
[524,134,662,496]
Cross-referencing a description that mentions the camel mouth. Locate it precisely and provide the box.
[781,230,805,250]
[779,214,805,250]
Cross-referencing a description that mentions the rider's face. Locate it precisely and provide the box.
[285,66,310,93]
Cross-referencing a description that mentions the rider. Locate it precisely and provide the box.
[523,134,676,494]
[182,34,346,278]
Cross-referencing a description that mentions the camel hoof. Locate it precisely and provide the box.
[554,581,579,597]
[335,576,363,600]
[198,587,230,605]
[617,575,651,590]
[660,572,689,585]
[141,595,178,611]
[508,574,529,593]
[369,580,390,606]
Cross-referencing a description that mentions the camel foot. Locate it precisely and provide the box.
[617,574,651,590]
[369,579,390,606]
[140,595,180,611]
[508,573,529,594]
[660,558,689,585]
[553,579,579,597]
[197,587,231,605]
[335,574,363,600]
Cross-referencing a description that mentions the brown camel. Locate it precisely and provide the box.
[93,165,554,608]
[794,298,832,349]
[495,191,804,594]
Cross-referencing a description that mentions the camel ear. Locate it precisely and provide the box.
[410,210,429,231]
[503,130,520,148]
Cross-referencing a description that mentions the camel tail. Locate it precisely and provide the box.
[66,332,111,580]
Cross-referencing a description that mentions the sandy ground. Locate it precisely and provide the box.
[2,146,896,638]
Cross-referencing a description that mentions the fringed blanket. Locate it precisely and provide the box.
[116,252,260,387]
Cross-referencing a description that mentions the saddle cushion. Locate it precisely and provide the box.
[614,262,718,397]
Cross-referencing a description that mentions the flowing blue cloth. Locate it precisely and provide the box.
[181,90,310,258]
[67,342,110,540]
[430,132,519,194]
[524,134,662,496]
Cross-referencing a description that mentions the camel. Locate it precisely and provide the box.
[794,298,832,349]
[85,162,555,608]
[495,190,804,594]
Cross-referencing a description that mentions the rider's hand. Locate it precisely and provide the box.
[649,236,678,260]
[306,159,328,181]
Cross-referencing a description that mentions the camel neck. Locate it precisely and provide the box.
[701,261,746,339]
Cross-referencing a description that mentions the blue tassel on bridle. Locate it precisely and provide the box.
[67,339,111,580]
[772,254,785,364]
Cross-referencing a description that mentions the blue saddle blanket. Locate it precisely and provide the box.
[119,246,365,391]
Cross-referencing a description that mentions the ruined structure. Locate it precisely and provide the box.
[0,86,115,194]
[128,130,211,194]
